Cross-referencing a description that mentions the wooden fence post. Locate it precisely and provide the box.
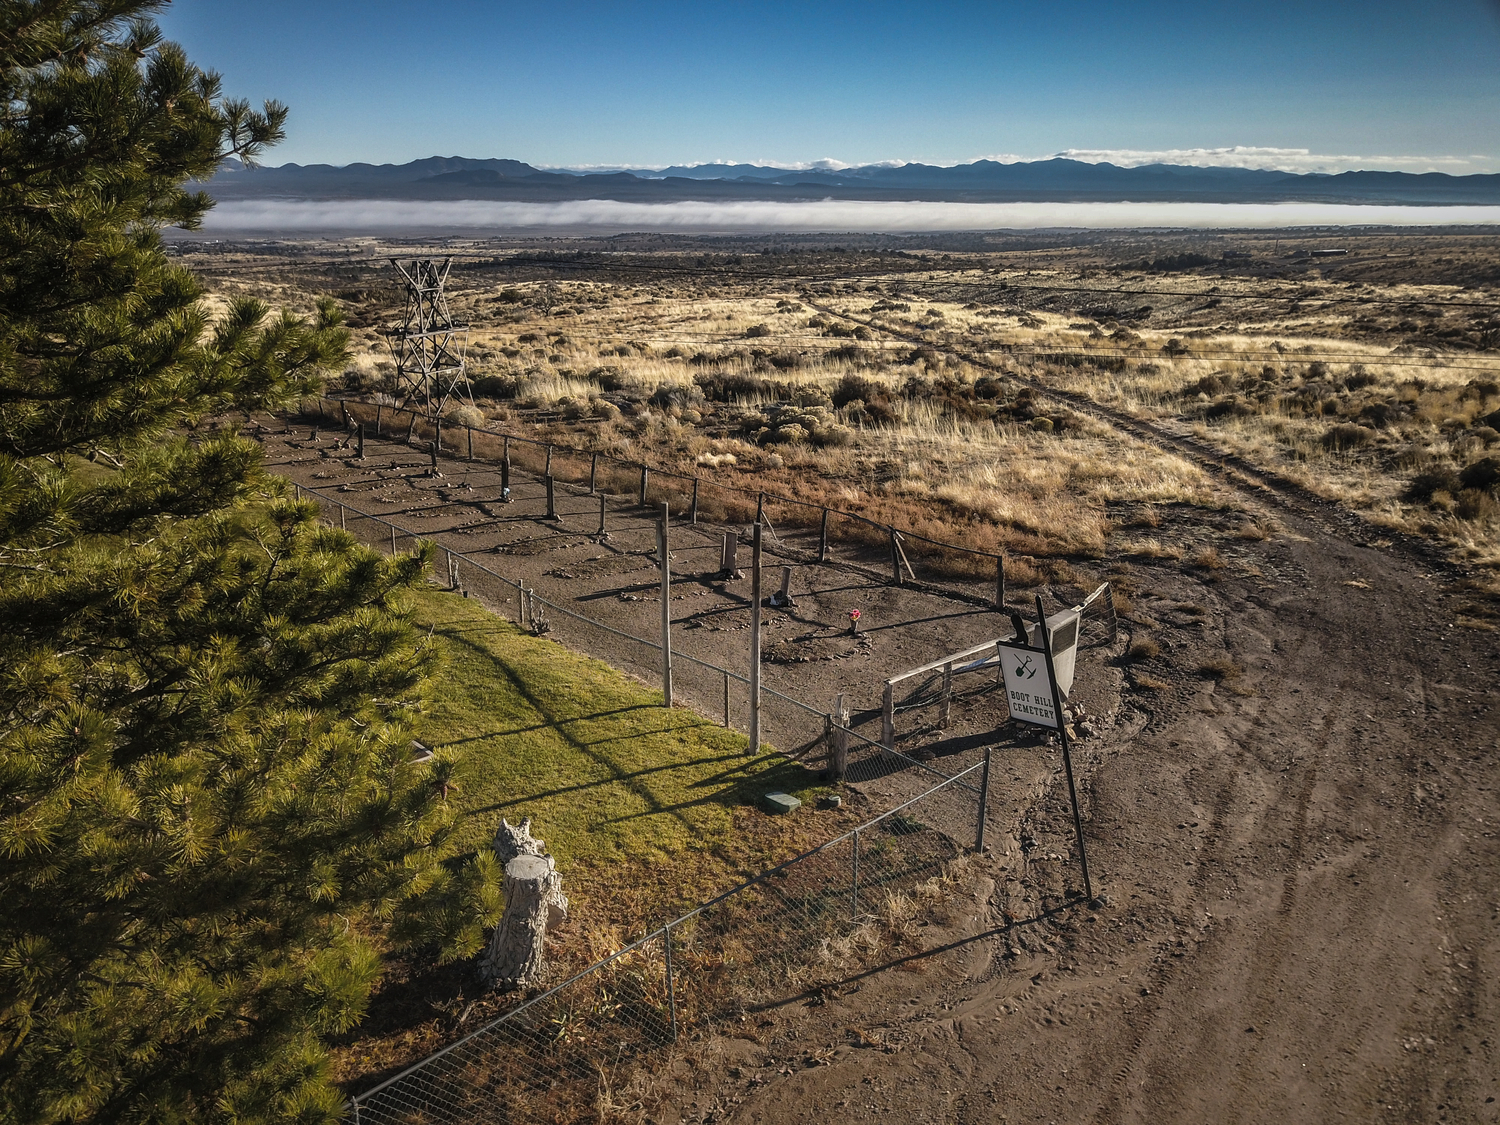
[829,693,850,782]
[545,475,558,521]
[638,465,649,506]
[889,528,902,585]
[544,444,553,478]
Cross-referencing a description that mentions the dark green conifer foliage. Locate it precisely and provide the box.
[0,4,497,1120]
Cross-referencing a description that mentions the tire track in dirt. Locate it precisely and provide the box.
[806,300,1461,574]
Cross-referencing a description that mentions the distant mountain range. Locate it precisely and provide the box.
[196,156,1500,206]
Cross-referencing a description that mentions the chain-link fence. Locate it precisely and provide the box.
[307,396,1014,609]
[348,761,986,1125]
[295,479,977,793]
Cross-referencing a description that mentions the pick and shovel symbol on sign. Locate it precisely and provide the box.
[1014,655,1037,679]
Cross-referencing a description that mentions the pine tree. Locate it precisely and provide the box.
[0,4,496,1121]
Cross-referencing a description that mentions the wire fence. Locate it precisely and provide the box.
[296,478,981,795]
[348,760,987,1125]
[306,395,1014,607]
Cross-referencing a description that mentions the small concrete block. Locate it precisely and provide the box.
[761,791,801,815]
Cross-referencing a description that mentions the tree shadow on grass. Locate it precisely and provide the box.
[423,612,800,844]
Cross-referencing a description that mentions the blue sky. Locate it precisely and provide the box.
[159,0,1500,173]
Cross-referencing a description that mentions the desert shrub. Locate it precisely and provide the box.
[695,371,784,402]
[649,383,700,412]
[832,373,889,409]
[765,423,808,445]
[444,404,486,428]
[813,423,854,447]
[974,374,1007,399]
[1343,365,1379,391]
[1205,396,1252,420]
[1321,423,1377,451]
[745,323,773,338]
[1456,489,1500,520]
[1405,467,1462,501]
[1030,416,1054,433]
[592,400,622,421]
[470,373,520,398]
[1190,373,1234,396]
[587,365,629,391]
[1459,456,1500,493]
[793,387,832,409]
[1360,401,1399,427]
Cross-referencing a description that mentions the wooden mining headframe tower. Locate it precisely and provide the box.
[383,258,474,416]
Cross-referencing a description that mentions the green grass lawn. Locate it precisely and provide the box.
[409,586,825,912]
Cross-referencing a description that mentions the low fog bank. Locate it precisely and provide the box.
[194,197,1500,234]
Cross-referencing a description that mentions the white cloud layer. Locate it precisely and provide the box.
[202,198,1500,234]
[1045,147,1489,174]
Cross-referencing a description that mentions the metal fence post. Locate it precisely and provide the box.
[722,669,731,727]
[589,451,598,493]
[996,555,1006,608]
[501,448,511,499]
[818,507,829,562]
[976,745,992,852]
[467,425,474,461]
[664,923,678,1043]
[658,503,673,708]
[597,494,607,536]
[545,444,553,478]
[638,464,649,506]
[748,522,762,755]
[690,478,699,524]
[390,525,397,555]
[374,403,382,436]
[851,830,860,921]
[889,527,902,585]
[355,422,364,460]
[545,475,557,521]
[339,503,346,531]
[881,682,895,750]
